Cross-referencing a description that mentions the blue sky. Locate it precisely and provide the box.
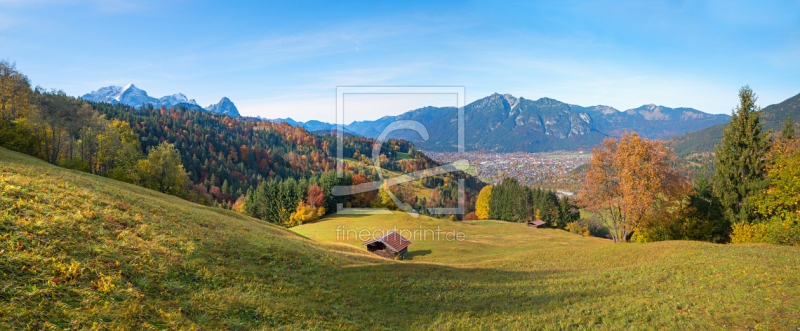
[1,0,799,122]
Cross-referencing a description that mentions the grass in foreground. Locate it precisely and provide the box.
[2,147,800,329]
[295,213,800,329]
[0,147,379,329]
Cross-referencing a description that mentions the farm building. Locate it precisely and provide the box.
[362,231,412,260]
[527,220,546,228]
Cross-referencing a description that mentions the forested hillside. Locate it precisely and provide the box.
[668,92,800,156]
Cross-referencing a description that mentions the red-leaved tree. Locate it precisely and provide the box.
[307,184,325,209]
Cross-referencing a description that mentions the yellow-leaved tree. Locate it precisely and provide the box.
[0,60,31,122]
[377,181,397,210]
[133,142,189,195]
[97,120,141,179]
[475,185,493,219]
[741,124,800,245]
[579,131,690,243]
[286,201,325,227]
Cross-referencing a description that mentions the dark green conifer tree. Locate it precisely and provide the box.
[713,86,770,225]
[221,179,230,195]
[781,115,794,140]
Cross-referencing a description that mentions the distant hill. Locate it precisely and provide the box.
[283,93,728,153]
[271,118,359,135]
[668,92,800,156]
[81,84,240,117]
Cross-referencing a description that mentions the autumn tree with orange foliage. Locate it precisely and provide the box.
[306,183,325,208]
[351,174,377,207]
[579,132,691,243]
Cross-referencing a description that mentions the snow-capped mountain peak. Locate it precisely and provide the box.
[159,93,198,106]
[82,85,123,103]
[81,85,237,116]
[115,83,154,105]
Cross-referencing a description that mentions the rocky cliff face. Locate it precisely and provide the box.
[205,97,240,117]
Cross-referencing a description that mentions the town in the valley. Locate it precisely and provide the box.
[421,150,591,195]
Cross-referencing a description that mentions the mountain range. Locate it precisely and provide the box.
[276,93,730,152]
[80,84,736,152]
[81,84,240,117]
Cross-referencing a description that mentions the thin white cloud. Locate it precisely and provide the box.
[0,0,151,11]
[194,13,478,71]
[0,12,21,30]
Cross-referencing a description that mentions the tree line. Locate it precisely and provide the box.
[470,177,582,232]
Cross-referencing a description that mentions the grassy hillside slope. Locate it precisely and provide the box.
[295,213,800,329]
[2,146,800,329]
[0,147,382,329]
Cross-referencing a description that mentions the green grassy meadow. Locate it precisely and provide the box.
[394,151,413,160]
[2,147,800,329]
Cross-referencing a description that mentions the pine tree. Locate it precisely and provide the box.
[713,86,770,225]
[781,116,795,141]
[221,179,230,195]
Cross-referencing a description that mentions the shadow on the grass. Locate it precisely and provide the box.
[403,249,432,260]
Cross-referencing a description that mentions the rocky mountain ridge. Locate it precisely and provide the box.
[277,93,729,152]
[81,84,240,117]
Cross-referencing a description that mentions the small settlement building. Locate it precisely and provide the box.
[527,220,546,228]
[362,231,413,260]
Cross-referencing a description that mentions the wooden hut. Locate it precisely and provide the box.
[527,220,546,228]
[362,231,412,260]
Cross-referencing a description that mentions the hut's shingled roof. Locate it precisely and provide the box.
[362,231,412,252]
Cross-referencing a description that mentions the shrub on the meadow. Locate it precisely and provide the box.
[730,219,800,246]
[287,201,325,227]
[632,225,675,243]
[566,221,590,237]
[730,222,771,244]
[232,196,247,213]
